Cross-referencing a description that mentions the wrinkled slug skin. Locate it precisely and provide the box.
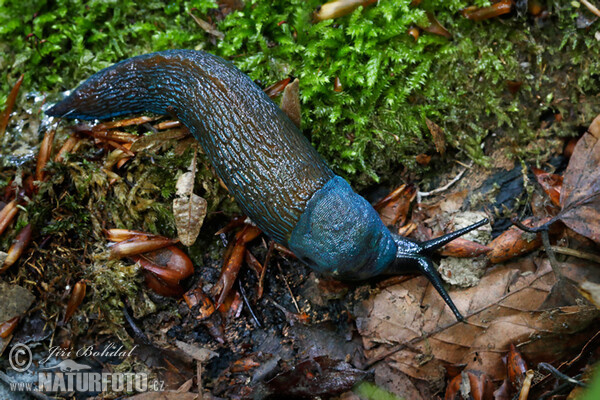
[47,50,397,278]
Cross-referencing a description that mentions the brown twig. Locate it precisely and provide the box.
[276,262,300,313]
[580,0,600,17]
[551,246,600,264]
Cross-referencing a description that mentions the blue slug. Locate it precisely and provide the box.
[47,50,488,321]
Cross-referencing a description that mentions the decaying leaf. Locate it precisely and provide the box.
[175,340,218,362]
[423,12,452,38]
[558,115,600,244]
[439,238,491,258]
[531,167,563,208]
[173,154,208,247]
[280,78,301,128]
[374,184,415,227]
[507,343,528,391]
[445,370,494,400]
[487,216,551,264]
[426,118,446,155]
[173,195,207,246]
[188,11,225,39]
[0,74,24,139]
[355,258,599,383]
[0,282,35,322]
[579,281,600,308]
[257,356,368,397]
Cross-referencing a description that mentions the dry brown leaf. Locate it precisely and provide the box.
[0,74,24,139]
[130,129,190,152]
[426,118,446,155]
[579,280,600,308]
[487,217,550,264]
[375,184,415,227]
[280,78,301,128]
[173,154,207,247]
[531,167,562,208]
[440,238,491,258]
[175,340,218,362]
[188,11,224,39]
[558,115,600,244]
[507,343,528,391]
[445,370,494,400]
[0,282,35,322]
[355,257,599,383]
[423,12,452,39]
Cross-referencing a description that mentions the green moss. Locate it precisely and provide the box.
[2,1,599,188]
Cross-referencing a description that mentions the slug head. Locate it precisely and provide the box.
[289,176,489,322]
[288,176,398,281]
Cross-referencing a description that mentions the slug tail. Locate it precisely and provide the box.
[46,52,178,120]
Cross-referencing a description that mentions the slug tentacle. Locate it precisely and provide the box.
[419,218,489,254]
[398,254,465,322]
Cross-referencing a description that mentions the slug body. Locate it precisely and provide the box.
[47,50,487,320]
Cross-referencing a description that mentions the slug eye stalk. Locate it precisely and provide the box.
[390,218,489,322]
[420,218,489,254]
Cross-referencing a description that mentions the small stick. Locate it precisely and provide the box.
[238,280,261,328]
[580,0,600,17]
[258,241,274,299]
[551,246,600,264]
[417,162,472,200]
[539,362,587,387]
[276,262,300,313]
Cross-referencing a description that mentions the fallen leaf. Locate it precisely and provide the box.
[355,257,599,383]
[173,154,208,246]
[130,129,190,152]
[259,356,368,397]
[445,370,494,400]
[374,184,415,227]
[487,216,552,264]
[188,11,224,39]
[173,195,207,246]
[175,340,218,362]
[0,282,35,322]
[0,74,24,138]
[531,167,563,207]
[280,78,301,128]
[559,115,600,244]
[426,118,446,155]
[579,281,600,308]
[507,343,528,391]
[440,238,491,258]
[423,12,452,38]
